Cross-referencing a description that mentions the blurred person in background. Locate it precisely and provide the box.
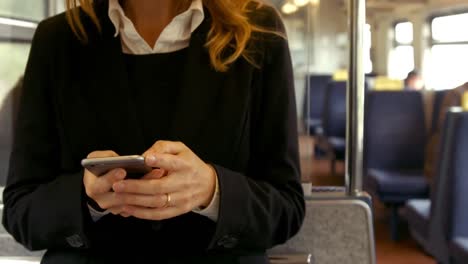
[404,70,425,91]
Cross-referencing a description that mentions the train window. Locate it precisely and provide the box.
[0,0,46,22]
[0,0,46,92]
[388,21,414,80]
[432,13,468,43]
[425,12,468,90]
[395,22,413,44]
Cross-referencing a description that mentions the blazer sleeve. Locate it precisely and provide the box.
[208,7,305,251]
[2,20,92,251]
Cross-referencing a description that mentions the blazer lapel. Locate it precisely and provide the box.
[170,12,255,163]
[84,5,145,155]
[170,15,225,150]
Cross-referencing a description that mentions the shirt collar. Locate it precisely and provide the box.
[108,0,204,38]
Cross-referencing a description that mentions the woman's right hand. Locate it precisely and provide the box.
[83,151,127,215]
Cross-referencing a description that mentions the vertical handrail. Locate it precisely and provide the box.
[47,0,55,17]
[346,0,366,195]
[306,4,312,137]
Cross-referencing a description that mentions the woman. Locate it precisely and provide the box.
[2,0,305,263]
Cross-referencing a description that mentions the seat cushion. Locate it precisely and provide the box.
[328,137,346,158]
[314,136,345,159]
[367,169,429,203]
[405,199,431,239]
[305,118,322,127]
[306,119,323,135]
[450,237,468,264]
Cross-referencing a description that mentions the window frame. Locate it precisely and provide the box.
[0,0,50,42]
[392,20,414,48]
[0,0,49,23]
[424,9,468,90]
[0,0,57,43]
[429,9,468,46]
[0,23,37,43]
[387,20,415,80]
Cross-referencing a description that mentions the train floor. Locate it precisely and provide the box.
[299,135,436,264]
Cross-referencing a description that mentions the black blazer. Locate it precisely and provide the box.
[2,2,304,263]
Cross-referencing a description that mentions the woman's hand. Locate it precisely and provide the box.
[112,141,217,221]
[83,151,128,215]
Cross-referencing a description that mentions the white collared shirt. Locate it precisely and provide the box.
[108,0,204,54]
[88,0,220,223]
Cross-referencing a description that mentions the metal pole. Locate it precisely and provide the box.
[345,0,366,195]
[48,0,57,17]
[306,4,312,137]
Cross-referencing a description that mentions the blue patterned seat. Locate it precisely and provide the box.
[363,91,428,240]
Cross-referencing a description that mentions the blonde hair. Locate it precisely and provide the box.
[66,0,279,72]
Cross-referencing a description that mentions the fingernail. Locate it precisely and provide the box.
[146,155,157,164]
[113,182,125,192]
[115,170,125,178]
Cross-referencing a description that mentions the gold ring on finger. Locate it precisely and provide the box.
[163,193,171,208]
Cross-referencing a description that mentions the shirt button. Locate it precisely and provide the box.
[66,234,84,248]
[217,235,239,249]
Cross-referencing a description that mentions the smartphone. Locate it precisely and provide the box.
[81,155,152,178]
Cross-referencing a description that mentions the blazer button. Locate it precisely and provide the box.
[217,235,239,249]
[151,221,163,232]
[66,234,84,248]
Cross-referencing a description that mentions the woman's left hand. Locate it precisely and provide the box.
[112,140,217,220]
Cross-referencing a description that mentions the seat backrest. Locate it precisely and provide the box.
[0,90,14,186]
[322,81,347,138]
[364,91,426,171]
[0,205,44,257]
[269,195,376,264]
[0,77,23,186]
[430,90,449,134]
[428,110,468,263]
[450,112,468,238]
[303,75,332,122]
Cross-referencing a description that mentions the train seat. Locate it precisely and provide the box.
[269,191,376,264]
[0,93,13,186]
[451,237,468,264]
[0,204,44,257]
[367,170,427,202]
[404,199,431,253]
[322,81,347,144]
[405,108,460,259]
[303,74,332,135]
[315,81,347,175]
[0,79,22,186]
[326,137,346,154]
[447,111,468,264]
[364,91,428,240]
[430,90,450,134]
[404,110,468,263]
[404,199,431,250]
